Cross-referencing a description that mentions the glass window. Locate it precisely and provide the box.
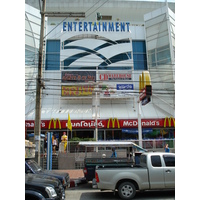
[151,155,162,167]
[25,45,38,66]
[163,155,175,167]
[140,155,147,165]
[132,41,147,70]
[45,40,60,70]
[148,45,171,67]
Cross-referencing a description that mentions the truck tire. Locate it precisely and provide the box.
[118,181,136,200]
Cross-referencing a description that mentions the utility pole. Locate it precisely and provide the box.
[137,98,143,148]
[34,0,46,166]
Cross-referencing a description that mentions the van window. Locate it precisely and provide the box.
[151,155,162,167]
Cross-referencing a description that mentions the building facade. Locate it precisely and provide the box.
[25,0,175,143]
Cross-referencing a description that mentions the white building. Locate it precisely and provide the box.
[25,0,175,141]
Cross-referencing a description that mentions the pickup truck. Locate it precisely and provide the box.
[25,158,70,189]
[25,173,65,200]
[95,152,175,199]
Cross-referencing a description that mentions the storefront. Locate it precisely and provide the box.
[25,117,175,141]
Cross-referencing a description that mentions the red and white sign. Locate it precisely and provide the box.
[99,73,132,81]
[25,118,168,130]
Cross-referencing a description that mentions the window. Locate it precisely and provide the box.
[45,40,60,70]
[163,155,175,167]
[132,41,147,70]
[140,155,147,165]
[151,155,162,167]
[25,45,38,66]
[147,45,171,67]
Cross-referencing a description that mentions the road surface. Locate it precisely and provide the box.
[65,182,175,200]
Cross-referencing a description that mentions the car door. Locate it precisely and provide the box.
[163,155,175,188]
[148,155,165,189]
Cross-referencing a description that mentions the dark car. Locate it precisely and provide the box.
[25,159,70,189]
[25,173,65,200]
[25,190,46,200]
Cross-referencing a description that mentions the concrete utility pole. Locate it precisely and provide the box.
[138,98,143,148]
[34,0,46,166]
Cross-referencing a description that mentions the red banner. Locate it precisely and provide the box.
[25,118,174,130]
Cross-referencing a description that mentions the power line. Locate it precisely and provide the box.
[44,0,109,40]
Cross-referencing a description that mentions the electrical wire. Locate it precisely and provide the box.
[43,0,109,40]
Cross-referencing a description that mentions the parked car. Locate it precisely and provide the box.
[95,152,175,199]
[25,190,46,200]
[25,159,70,189]
[25,173,65,200]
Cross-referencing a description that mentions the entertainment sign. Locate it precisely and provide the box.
[63,21,130,32]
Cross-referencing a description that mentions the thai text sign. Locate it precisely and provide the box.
[61,85,94,96]
[117,84,134,90]
[62,71,96,82]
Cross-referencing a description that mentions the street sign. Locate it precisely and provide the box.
[139,88,146,101]
[139,85,152,101]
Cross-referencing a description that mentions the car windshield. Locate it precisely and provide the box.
[27,160,43,172]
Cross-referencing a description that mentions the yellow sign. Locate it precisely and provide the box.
[48,118,61,129]
[139,71,151,92]
[164,117,175,128]
[107,118,120,128]
[61,85,94,96]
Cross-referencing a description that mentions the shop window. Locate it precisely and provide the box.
[45,40,60,70]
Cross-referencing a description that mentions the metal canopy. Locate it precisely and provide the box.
[78,141,147,152]
[44,12,85,17]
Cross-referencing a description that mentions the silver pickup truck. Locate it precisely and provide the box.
[95,152,175,199]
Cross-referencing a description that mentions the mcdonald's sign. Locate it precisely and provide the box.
[48,118,61,129]
[164,117,175,128]
[107,118,120,129]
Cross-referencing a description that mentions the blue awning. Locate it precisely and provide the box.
[122,128,153,134]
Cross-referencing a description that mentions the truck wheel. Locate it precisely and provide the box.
[118,181,136,200]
